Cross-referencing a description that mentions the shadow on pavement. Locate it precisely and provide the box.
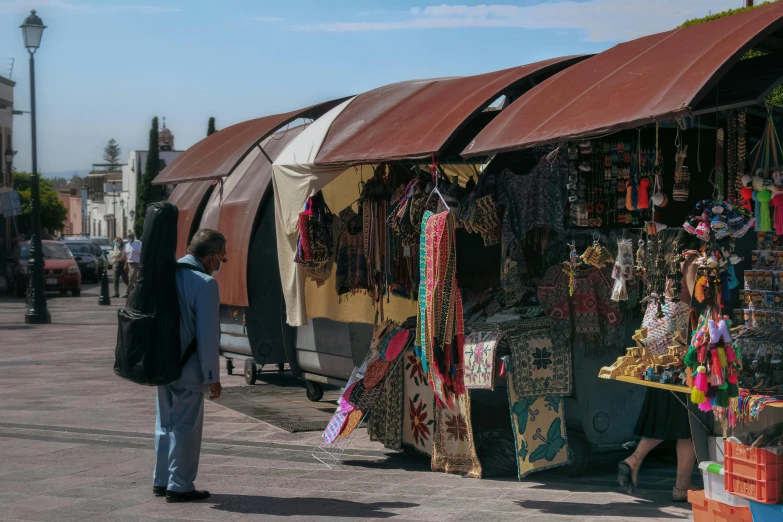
[340,452,432,472]
[512,499,690,519]
[209,494,417,518]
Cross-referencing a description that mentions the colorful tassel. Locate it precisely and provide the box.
[691,387,706,405]
[758,189,772,232]
[720,272,730,303]
[741,186,754,211]
[710,350,724,386]
[717,388,729,408]
[694,366,708,392]
[699,401,713,412]
[694,277,707,303]
[727,382,739,398]
[725,345,736,363]
[684,347,697,369]
[637,178,649,209]
[717,347,727,369]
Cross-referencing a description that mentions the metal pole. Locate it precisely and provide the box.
[25,50,50,324]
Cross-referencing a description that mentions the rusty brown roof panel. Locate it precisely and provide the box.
[315,56,588,165]
[167,180,213,259]
[463,1,783,157]
[197,124,306,307]
[154,98,349,185]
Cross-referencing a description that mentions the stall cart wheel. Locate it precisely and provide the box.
[305,381,324,402]
[244,359,258,385]
[564,431,590,477]
[226,358,234,375]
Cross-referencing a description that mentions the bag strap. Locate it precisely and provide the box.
[175,261,209,366]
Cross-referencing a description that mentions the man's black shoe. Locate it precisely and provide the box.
[166,490,211,503]
[153,486,167,497]
[121,294,128,298]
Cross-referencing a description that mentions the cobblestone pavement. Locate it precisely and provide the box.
[0,284,695,521]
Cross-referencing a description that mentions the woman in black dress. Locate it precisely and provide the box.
[618,388,696,501]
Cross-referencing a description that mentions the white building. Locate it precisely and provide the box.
[0,74,16,261]
[88,120,182,238]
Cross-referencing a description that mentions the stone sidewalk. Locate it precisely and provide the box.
[0,285,695,521]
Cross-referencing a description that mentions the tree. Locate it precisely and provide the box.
[103,139,122,171]
[207,117,216,136]
[680,1,782,107]
[13,172,68,235]
[134,117,162,235]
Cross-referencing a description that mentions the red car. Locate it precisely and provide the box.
[14,240,82,297]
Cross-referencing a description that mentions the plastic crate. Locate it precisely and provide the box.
[699,462,749,507]
[724,440,783,504]
[688,489,753,522]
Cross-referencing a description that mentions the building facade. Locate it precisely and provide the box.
[0,74,15,272]
[58,187,83,236]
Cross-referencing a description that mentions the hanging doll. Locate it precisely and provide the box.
[611,239,634,301]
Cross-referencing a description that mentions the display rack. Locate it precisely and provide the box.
[311,336,410,469]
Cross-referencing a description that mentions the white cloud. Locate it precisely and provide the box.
[294,0,741,42]
[254,15,283,22]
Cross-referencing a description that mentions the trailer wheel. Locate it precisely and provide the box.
[564,431,590,477]
[305,381,323,402]
[244,359,257,385]
[226,358,234,375]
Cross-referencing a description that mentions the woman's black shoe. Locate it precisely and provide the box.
[166,490,211,503]
[152,486,166,497]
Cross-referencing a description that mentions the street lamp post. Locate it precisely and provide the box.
[111,181,117,237]
[20,10,49,324]
[120,199,125,237]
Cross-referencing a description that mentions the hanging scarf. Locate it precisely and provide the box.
[335,207,369,297]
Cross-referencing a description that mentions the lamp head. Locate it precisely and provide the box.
[20,10,46,52]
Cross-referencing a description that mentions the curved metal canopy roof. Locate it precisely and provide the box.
[463,1,783,157]
[315,56,587,165]
[153,98,349,185]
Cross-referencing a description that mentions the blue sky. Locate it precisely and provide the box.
[0,0,742,175]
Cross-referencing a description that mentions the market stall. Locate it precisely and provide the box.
[458,0,783,494]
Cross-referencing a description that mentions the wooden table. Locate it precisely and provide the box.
[607,375,783,407]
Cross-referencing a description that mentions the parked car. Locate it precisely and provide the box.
[61,240,106,283]
[89,237,113,267]
[14,240,82,297]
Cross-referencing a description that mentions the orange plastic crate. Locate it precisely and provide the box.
[689,489,753,522]
[724,441,783,504]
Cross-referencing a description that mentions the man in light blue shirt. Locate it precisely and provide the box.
[153,229,225,503]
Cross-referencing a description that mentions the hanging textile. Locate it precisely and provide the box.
[496,150,568,240]
[368,351,405,451]
[506,361,569,479]
[505,317,572,397]
[462,331,501,391]
[432,392,482,479]
[640,300,690,356]
[402,346,435,455]
[419,210,466,409]
[538,265,622,358]
[335,207,369,297]
[500,222,528,306]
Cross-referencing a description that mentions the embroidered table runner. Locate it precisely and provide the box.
[402,346,435,455]
[505,317,572,397]
[432,391,482,479]
[506,360,569,478]
[463,331,501,390]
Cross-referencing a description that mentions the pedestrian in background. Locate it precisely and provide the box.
[111,236,128,298]
[123,231,142,298]
[153,229,225,502]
